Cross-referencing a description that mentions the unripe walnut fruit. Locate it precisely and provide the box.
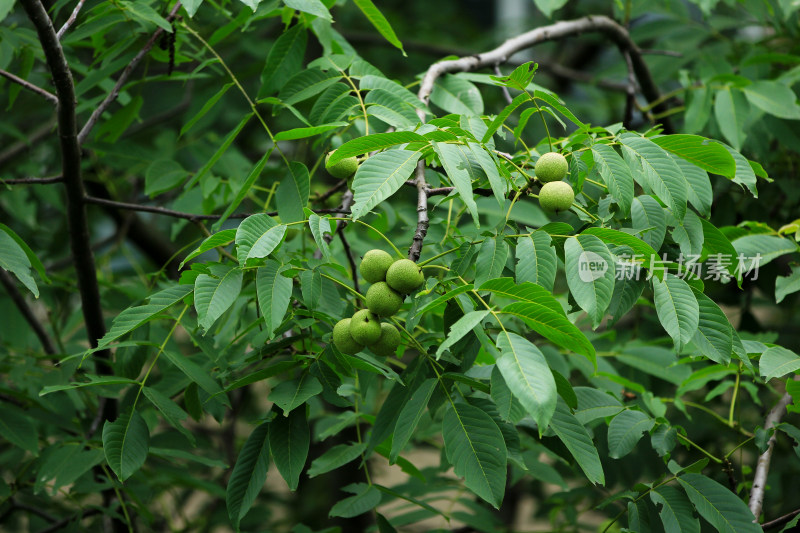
[349,309,382,345]
[370,323,402,357]
[534,152,568,183]
[359,249,394,283]
[332,318,363,355]
[325,151,359,179]
[386,259,424,294]
[366,282,403,316]
[538,181,575,213]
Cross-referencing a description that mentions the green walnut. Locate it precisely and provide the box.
[538,181,575,213]
[534,152,568,183]
[325,150,359,179]
[332,318,363,355]
[370,322,402,357]
[359,249,394,283]
[386,259,424,294]
[349,309,382,345]
[366,281,403,317]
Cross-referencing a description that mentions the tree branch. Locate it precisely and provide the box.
[408,161,430,261]
[417,15,672,133]
[762,508,800,531]
[1,176,64,185]
[56,0,88,40]
[748,386,795,521]
[0,270,56,355]
[0,68,58,105]
[77,3,182,144]
[338,231,360,294]
[84,195,350,220]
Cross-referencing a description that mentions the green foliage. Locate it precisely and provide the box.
[2,0,800,531]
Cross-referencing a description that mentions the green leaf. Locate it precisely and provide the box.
[652,274,699,351]
[533,0,568,17]
[187,113,253,189]
[329,132,426,164]
[674,157,712,218]
[40,375,140,396]
[671,210,704,258]
[759,346,800,381]
[34,444,103,495]
[620,135,688,220]
[714,87,749,150]
[677,473,760,533]
[235,214,287,264]
[180,229,237,269]
[433,141,481,227]
[741,80,800,119]
[607,409,655,459]
[121,0,172,31]
[144,159,189,197]
[259,23,307,97]
[549,398,604,485]
[632,195,667,251]
[309,83,358,125]
[102,410,150,481]
[691,290,733,364]
[583,227,658,262]
[273,122,348,141]
[213,149,272,231]
[269,407,309,491]
[0,230,38,297]
[350,149,423,220]
[162,351,225,398]
[776,265,800,303]
[352,0,405,54]
[182,0,203,17]
[0,406,39,455]
[474,236,508,288]
[651,424,678,456]
[268,374,322,415]
[142,387,195,446]
[180,82,234,137]
[564,235,615,327]
[279,68,342,105]
[573,387,624,425]
[650,485,701,533]
[276,162,310,223]
[482,93,530,142]
[256,261,293,340]
[98,285,194,348]
[308,214,332,262]
[416,283,474,315]
[442,402,507,508]
[652,134,736,178]
[308,442,367,477]
[430,75,484,116]
[516,231,557,291]
[723,143,758,197]
[733,234,796,267]
[468,142,508,206]
[227,422,270,530]
[0,224,49,285]
[366,89,419,127]
[700,219,738,277]
[495,331,557,431]
[329,483,382,518]
[283,0,331,20]
[390,378,436,463]
[194,266,243,331]
[592,143,634,215]
[436,310,489,359]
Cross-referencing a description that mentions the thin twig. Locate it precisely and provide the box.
[493,64,513,104]
[0,69,58,104]
[748,387,795,521]
[762,508,800,531]
[0,270,57,355]
[1,175,64,185]
[622,50,637,128]
[77,3,182,144]
[408,161,430,261]
[55,0,87,40]
[84,195,350,220]
[314,178,348,203]
[339,231,360,294]
[416,15,673,133]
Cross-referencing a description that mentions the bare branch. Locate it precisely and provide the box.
[1,175,63,185]
[84,195,350,220]
[493,64,513,105]
[408,161,430,261]
[339,231,360,294]
[314,178,348,203]
[417,15,673,133]
[762,508,800,531]
[77,3,182,144]
[622,50,637,128]
[0,68,58,105]
[0,270,57,355]
[749,386,795,520]
[55,0,87,40]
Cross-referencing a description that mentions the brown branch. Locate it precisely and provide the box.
[0,270,57,355]
[77,3,182,144]
[417,15,673,133]
[314,178,348,203]
[1,175,64,185]
[84,195,350,220]
[622,50,637,128]
[762,508,800,531]
[338,231,360,294]
[0,69,58,105]
[55,0,88,40]
[408,161,430,261]
[749,387,795,520]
